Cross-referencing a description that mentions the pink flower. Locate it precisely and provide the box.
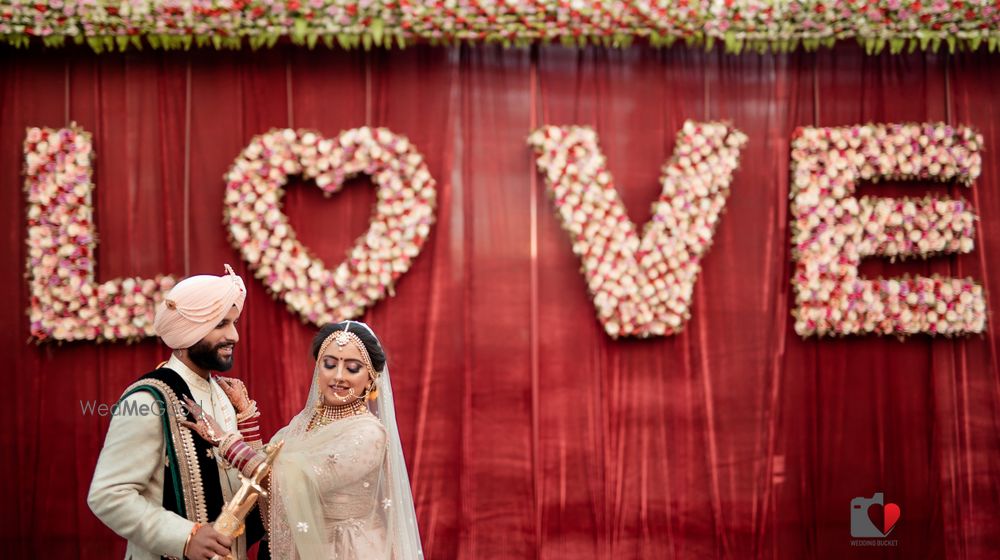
[790,122,985,337]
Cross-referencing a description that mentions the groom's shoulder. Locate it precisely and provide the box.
[138,366,178,380]
[117,367,183,400]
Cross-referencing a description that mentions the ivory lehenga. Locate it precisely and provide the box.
[265,324,423,559]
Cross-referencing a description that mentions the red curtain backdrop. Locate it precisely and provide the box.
[2,45,999,559]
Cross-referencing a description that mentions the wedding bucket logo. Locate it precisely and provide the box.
[850,492,900,545]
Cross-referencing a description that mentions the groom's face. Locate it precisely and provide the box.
[187,305,241,372]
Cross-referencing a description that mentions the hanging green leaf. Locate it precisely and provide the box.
[292,18,307,42]
[370,18,384,46]
[918,32,931,50]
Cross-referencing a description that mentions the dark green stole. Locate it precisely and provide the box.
[120,368,267,558]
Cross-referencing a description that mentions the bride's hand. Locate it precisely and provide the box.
[180,395,225,446]
[217,377,251,414]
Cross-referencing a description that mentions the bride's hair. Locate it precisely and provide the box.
[310,321,387,372]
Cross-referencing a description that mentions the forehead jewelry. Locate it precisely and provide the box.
[332,320,353,347]
[334,331,351,347]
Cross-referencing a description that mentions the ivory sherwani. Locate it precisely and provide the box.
[88,355,254,560]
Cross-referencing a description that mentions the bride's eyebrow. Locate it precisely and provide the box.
[323,355,363,363]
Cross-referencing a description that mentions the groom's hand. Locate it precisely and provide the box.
[185,524,233,559]
[180,396,225,446]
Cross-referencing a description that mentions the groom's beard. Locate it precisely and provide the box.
[188,339,235,372]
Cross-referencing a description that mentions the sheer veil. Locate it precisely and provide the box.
[269,320,423,559]
[367,333,424,559]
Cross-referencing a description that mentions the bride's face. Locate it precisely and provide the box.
[318,339,370,406]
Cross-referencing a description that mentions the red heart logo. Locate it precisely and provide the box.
[883,503,900,535]
[869,502,901,536]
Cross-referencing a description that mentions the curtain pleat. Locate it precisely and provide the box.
[1,44,999,559]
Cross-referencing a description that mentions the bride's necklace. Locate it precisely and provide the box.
[307,399,368,431]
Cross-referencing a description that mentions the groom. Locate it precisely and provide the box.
[88,265,267,560]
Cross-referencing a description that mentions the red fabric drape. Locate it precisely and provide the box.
[2,45,999,559]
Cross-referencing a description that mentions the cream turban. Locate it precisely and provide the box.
[153,264,247,349]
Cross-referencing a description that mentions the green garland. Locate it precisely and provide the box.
[2,1,999,54]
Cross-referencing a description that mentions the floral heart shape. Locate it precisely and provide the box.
[225,127,436,325]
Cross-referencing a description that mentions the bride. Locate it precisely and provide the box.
[183,320,422,559]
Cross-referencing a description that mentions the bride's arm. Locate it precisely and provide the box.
[219,424,292,480]
[217,377,264,451]
[180,394,270,479]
